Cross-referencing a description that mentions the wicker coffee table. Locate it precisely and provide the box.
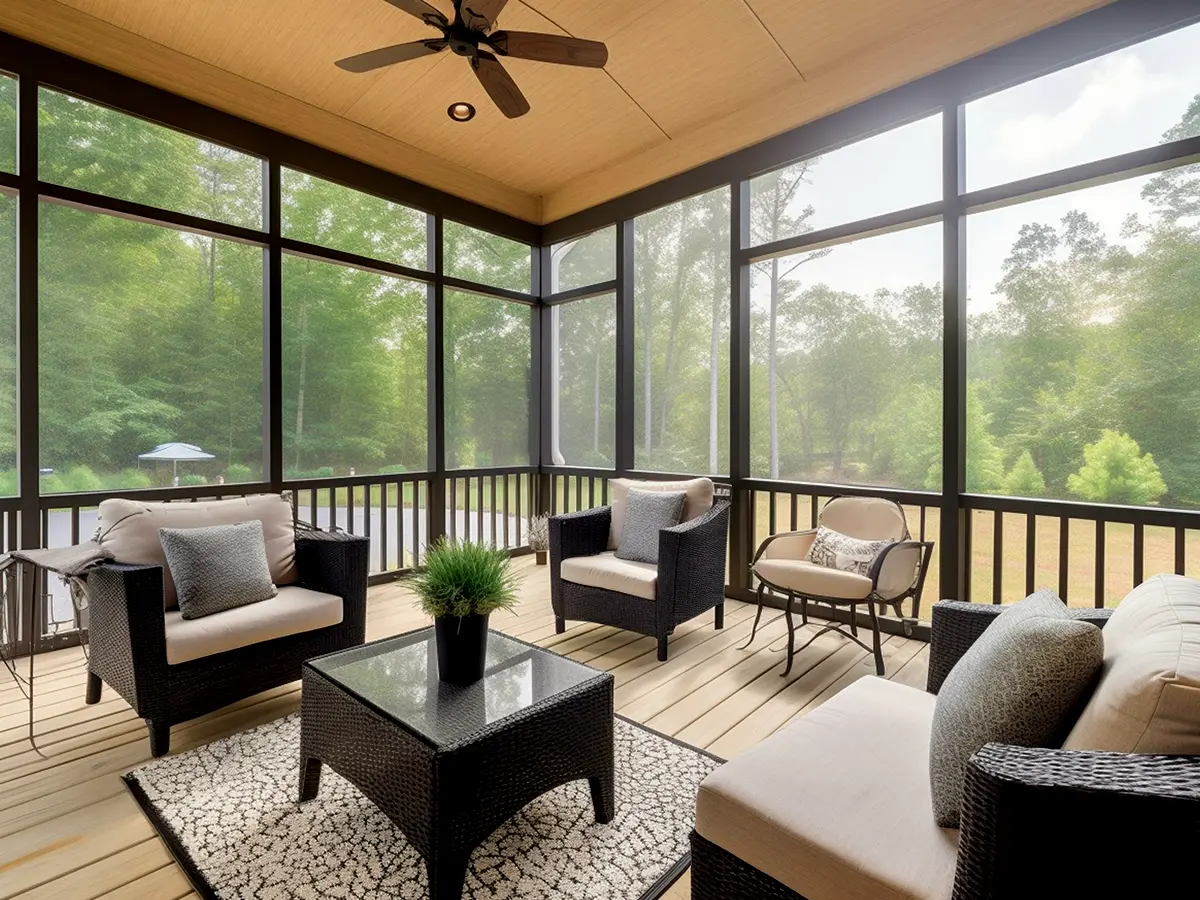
[299,627,615,900]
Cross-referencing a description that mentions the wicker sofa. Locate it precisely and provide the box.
[691,589,1200,900]
[83,496,369,756]
[549,478,730,661]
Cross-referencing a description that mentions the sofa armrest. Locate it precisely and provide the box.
[86,563,168,708]
[953,744,1200,900]
[928,601,1114,694]
[295,530,369,639]
[549,506,611,565]
[657,500,730,622]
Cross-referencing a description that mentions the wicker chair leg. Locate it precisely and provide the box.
[868,603,885,676]
[555,616,565,635]
[657,635,669,661]
[85,671,102,705]
[147,720,171,758]
[715,602,725,630]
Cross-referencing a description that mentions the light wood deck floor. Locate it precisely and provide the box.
[0,557,930,900]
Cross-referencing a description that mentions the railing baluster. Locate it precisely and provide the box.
[589,476,596,509]
[476,476,484,540]
[449,478,457,541]
[810,494,819,528]
[919,505,927,542]
[1095,519,1106,609]
[516,474,524,546]
[490,475,498,547]
[1058,517,1069,603]
[70,507,80,546]
[503,475,510,548]
[308,489,317,529]
[992,510,1003,604]
[1025,513,1035,596]
[412,480,421,565]
[790,493,798,531]
[379,483,389,573]
[347,484,356,535]
[1176,526,1186,576]
[465,477,473,542]
[768,492,777,536]
[1132,522,1144,588]
[602,478,609,505]
[326,486,336,532]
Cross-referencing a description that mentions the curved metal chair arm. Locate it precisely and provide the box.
[868,539,934,617]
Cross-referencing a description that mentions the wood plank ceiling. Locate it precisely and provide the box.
[0,0,1112,224]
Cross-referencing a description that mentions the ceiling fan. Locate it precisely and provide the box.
[336,0,609,119]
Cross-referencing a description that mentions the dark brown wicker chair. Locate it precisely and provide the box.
[84,528,369,757]
[549,500,730,661]
[690,600,1200,900]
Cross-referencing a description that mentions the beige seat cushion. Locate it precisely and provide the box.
[607,478,713,550]
[164,585,342,665]
[696,677,958,900]
[754,558,873,600]
[1064,573,1200,754]
[560,551,658,601]
[97,494,298,608]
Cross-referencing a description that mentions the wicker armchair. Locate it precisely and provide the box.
[691,600,1200,900]
[85,528,369,756]
[549,498,730,661]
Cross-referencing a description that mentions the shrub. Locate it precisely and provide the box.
[225,463,253,483]
[63,465,104,493]
[1067,430,1166,506]
[0,469,17,496]
[411,539,520,619]
[1003,451,1046,497]
[179,474,209,487]
[379,464,408,476]
[109,469,153,490]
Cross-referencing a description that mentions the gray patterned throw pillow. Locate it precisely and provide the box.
[159,521,278,620]
[807,525,894,577]
[929,589,1103,827]
[615,488,686,565]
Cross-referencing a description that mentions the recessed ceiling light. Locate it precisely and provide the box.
[448,102,476,122]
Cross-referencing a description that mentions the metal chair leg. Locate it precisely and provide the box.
[740,582,766,649]
[867,602,885,676]
[850,604,858,638]
[782,592,797,677]
[800,594,808,626]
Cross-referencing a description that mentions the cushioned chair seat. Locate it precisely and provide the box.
[754,558,874,600]
[164,585,343,665]
[560,551,658,601]
[696,677,959,900]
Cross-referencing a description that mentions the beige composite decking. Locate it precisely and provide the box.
[0,557,930,900]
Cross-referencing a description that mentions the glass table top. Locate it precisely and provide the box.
[307,628,606,746]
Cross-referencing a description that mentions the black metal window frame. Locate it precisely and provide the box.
[0,0,1197,656]
[537,0,1200,616]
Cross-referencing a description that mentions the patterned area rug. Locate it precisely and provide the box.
[124,713,721,900]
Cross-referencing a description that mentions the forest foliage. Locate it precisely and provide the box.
[2,80,1199,511]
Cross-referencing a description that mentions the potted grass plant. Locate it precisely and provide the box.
[528,514,550,565]
[412,538,520,684]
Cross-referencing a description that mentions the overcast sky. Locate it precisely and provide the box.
[752,21,1200,316]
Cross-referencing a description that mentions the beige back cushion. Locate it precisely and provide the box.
[1064,574,1200,754]
[97,494,299,609]
[607,478,714,550]
[820,496,909,542]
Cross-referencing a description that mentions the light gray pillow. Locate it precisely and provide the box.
[615,488,686,564]
[159,521,278,620]
[929,589,1103,827]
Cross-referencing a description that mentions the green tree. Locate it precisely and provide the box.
[1003,450,1046,497]
[1067,430,1166,506]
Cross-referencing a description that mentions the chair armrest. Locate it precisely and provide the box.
[549,506,611,564]
[86,563,168,707]
[953,744,1200,900]
[753,528,817,564]
[869,540,933,603]
[295,530,369,638]
[928,601,1114,694]
[657,501,730,617]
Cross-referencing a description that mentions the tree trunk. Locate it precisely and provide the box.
[769,256,780,479]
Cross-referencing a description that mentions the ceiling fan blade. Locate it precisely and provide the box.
[461,0,508,31]
[384,0,448,27]
[488,31,608,68]
[336,40,447,73]
[472,50,530,119]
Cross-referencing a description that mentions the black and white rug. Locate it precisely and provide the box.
[124,713,721,900]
